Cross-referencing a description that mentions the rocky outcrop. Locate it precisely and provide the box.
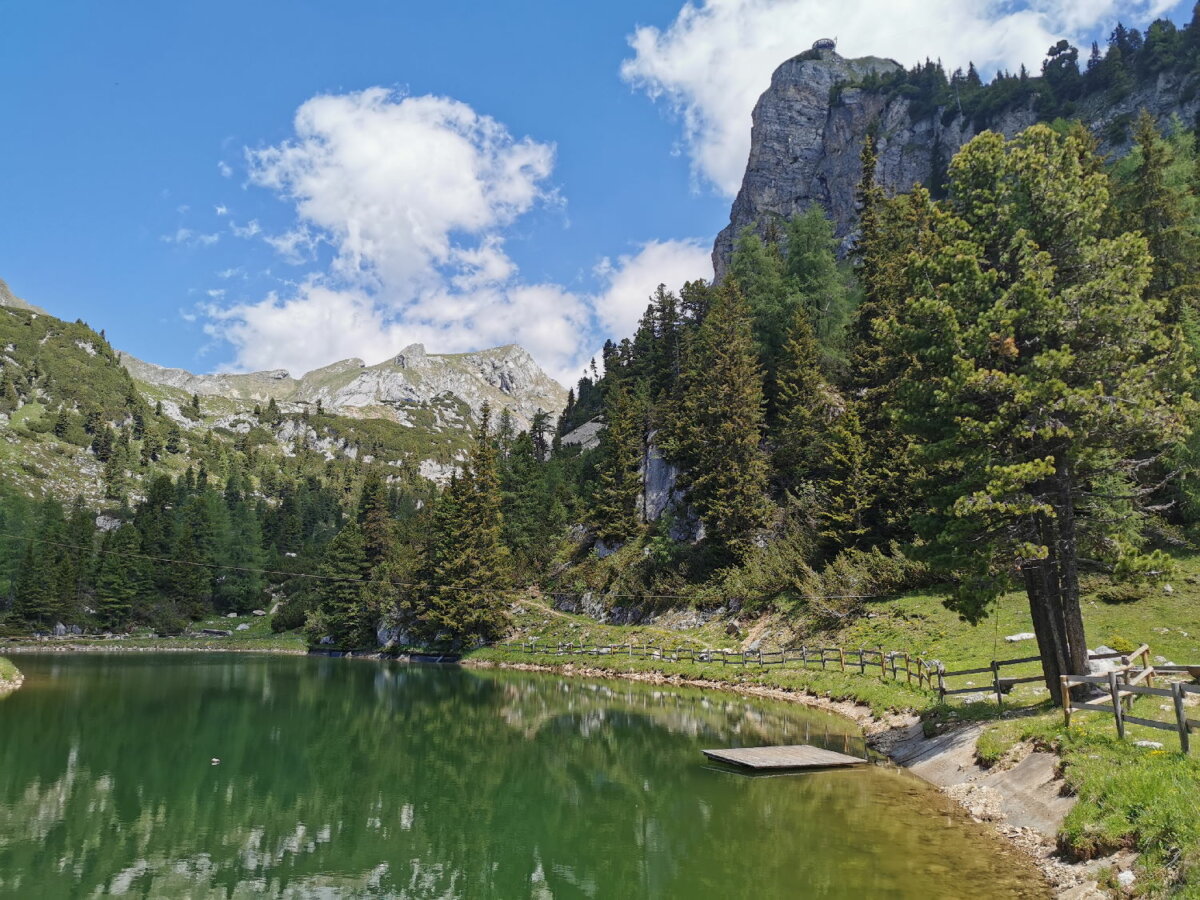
[714,48,1200,278]
[122,342,567,431]
[0,278,46,315]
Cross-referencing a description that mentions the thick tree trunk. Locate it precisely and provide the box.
[1023,555,1067,706]
[1053,459,1090,683]
[1023,461,1092,707]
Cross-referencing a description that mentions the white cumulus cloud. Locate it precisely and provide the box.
[244,88,556,291]
[205,88,711,385]
[622,0,1178,195]
[594,238,712,338]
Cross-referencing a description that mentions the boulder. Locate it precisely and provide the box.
[235,623,251,632]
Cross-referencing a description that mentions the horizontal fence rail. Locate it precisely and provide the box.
[504,640,951,693]
[502,638,1198,753]
[1062,669,1199,753]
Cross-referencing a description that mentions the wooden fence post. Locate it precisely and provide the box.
[1109,671,1125,740]
[992,660,1003,708]
[858,647,866,675]
[937,664,946,700]
[839,648,846,672]
[1061,676,1071,727]
[904,652,911,685]
[1173,681,1191,754]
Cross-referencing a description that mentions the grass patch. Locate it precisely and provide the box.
[2,613,307,654]
[974,710,1200,895]
[0,656,19,683]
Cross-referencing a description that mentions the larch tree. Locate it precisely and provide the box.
[886,125,1191,704]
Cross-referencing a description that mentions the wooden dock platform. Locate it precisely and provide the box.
[702,745,866,770]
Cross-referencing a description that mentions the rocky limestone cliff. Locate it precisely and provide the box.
[714,48,1200,278]
[122,343,567,431]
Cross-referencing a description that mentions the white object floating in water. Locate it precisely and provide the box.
[211,758,221,765]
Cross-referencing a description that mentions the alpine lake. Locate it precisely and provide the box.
[0,654,1048,898]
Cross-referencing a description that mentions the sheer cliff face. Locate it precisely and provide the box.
[714,48,1200,279]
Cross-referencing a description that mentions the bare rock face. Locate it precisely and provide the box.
[714,48,1200,279]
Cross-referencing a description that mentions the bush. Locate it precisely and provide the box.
[271,595,310,633]
[1105,634,1137,655]
[1095,583,1144,605]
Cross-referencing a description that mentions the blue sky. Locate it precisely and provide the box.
[0,0,1191,383]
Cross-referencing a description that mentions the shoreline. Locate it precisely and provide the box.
[0,658,23,696]
[466,656,1113,899]
[2,640,1111,896]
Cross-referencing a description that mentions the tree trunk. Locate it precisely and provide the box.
[1053,458,1090,687]
[1023,553,1067,706]
[1023,459,1092,707]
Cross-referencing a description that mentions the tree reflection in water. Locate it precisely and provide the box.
[0,655,1045,898]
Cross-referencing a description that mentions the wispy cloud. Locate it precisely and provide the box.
[161,227,220,248]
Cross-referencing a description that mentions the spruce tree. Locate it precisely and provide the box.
[357,469,390,560]
[414,405,512,646]
[668,280,772,561]
[772,309,833,489]
[593,380,645,545]
[95,525,147,630]
[13,499,68,626]
[887,124,1190,704]
[309,522,372,647]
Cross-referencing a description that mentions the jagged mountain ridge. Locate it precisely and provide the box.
[714,47,1200,277]
[0,278,566,433]
[0,281,567,501]
[122,342,567,433]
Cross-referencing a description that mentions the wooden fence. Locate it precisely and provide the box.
[505,640,949,693]
[939,644,1153,708]
[1062,656,1200,753]
[504,639,1199,753]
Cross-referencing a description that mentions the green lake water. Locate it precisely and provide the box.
[0,654,1047,898]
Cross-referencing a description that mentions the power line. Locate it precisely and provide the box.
[0,530,896,604]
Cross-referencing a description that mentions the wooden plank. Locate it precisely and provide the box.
[943,686,990,696]
[1122,714,1177,732]
[943,665,993,677]
[999,676,1044,686]
[1126,667,1154,686]
[1070,701,1116,714]
[994,655,1043,666]
[701,745,866,770]
[1066,674,1125,685]
[1117,684,1176,699]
